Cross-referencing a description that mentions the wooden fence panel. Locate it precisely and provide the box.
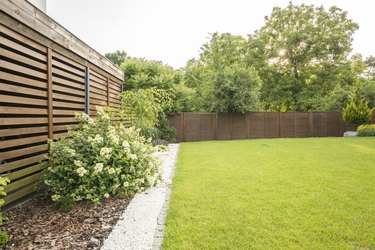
[280,113,295,138]
[248,112,264,138]
[231,113,247,140]
[216,113,232,140]
[168,111,374,142]
[264,112,278,138]
[0,24,49,204]
[0,22,123,205]
[295,112,310,137]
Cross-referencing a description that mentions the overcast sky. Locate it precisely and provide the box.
[47,0,375,69]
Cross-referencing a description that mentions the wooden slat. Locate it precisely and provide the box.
[53,125,69,132]
[109,102,121,108]
[53,117,77,123]
[0,47,47,70]
[108,84,122,92]
[109,79,122,88]
[90,98,107,106]
[6,163,45,181]
[52,67,85,83]
[0,23,46,52]
[52,59,85,77]
[0,117,48,126]
[54,132,68,139]
[1,60,47,79]
[108,92,120,99]
[0,71,47,89]
[109,97,121,104]
[3,184,37,205]
[0,94,47,106]
[53,101,85,109]
[0,106,47,115]
[53,109,79,116]
[53,84,85,96]
[108,87,121,95]
[0,135,48,149]
[0,82,47,97]
[52,51,85,70]
[90,80,107,91]
[0,126,48,137]
[5,172,43,193]
[0,154,46,173]
[91,70,106,81]
[90,85,107,96]
[0,144,48,161]
[52,76,85,90]
[90,92,107,101]
[0,35,46,61]
[53,93,85,103]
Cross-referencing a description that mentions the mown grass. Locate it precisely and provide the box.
[162,137,375,249]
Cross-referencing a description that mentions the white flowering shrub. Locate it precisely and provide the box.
[43,107,161,210]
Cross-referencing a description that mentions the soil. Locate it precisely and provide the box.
[1,194,131,250]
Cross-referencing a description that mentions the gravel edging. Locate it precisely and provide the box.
[101,144,179,250]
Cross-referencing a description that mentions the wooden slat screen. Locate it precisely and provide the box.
[0,24,123,205]
[169,111,374,142]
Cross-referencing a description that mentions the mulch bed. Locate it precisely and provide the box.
[2,194,131,250]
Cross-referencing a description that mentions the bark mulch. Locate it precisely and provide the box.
[2,194,131,250]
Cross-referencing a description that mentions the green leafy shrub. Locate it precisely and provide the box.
[120,88,176,142]
[0,177,9,247]
[357,124,375,136]
[343,98,373,126]
[42,107,161,210]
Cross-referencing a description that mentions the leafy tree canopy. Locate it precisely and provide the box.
[104,50,128,66]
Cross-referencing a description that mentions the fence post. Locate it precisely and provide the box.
[309,112,313,137]
[47,48,53,140]
[181,112,185,142]
[277,112,281,138]
[85,67,90,115]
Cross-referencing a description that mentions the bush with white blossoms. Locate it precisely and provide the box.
[42,107,162,209]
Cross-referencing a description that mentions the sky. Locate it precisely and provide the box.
[46,0,375,69]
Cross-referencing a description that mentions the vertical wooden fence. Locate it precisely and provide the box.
[0,0,123,205]
[168,112,374,142]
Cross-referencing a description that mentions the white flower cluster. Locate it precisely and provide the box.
[100,147,112,158]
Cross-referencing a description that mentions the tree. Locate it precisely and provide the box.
[120,58,176,91]
[184,32,260,112]
[343,82,373,126]
[104,50,128,66]
[212,65,261,113]
[247,2,360,111]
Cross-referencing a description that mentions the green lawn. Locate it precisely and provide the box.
[162,137,375,249]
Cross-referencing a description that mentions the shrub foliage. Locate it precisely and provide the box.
[0,177,9,247]
[43,107,161,210]
[343,98,373,126]
[357,124,375,136]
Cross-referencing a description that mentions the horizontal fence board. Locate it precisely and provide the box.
[5,172,43,193]
[0,106,48,115]
[52,84,85,96]
[0,35,46,61]
[0,126,48,137]
[0,94,47,106]
[0,82,47,97]
[52,76,85,90]
[0,71,47,89]
[0,117,48,126]
[0,46,47,70]
[0,144,48,162]
[3,184,37,204]
[0,154,46,173]
[0,135,48,149]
